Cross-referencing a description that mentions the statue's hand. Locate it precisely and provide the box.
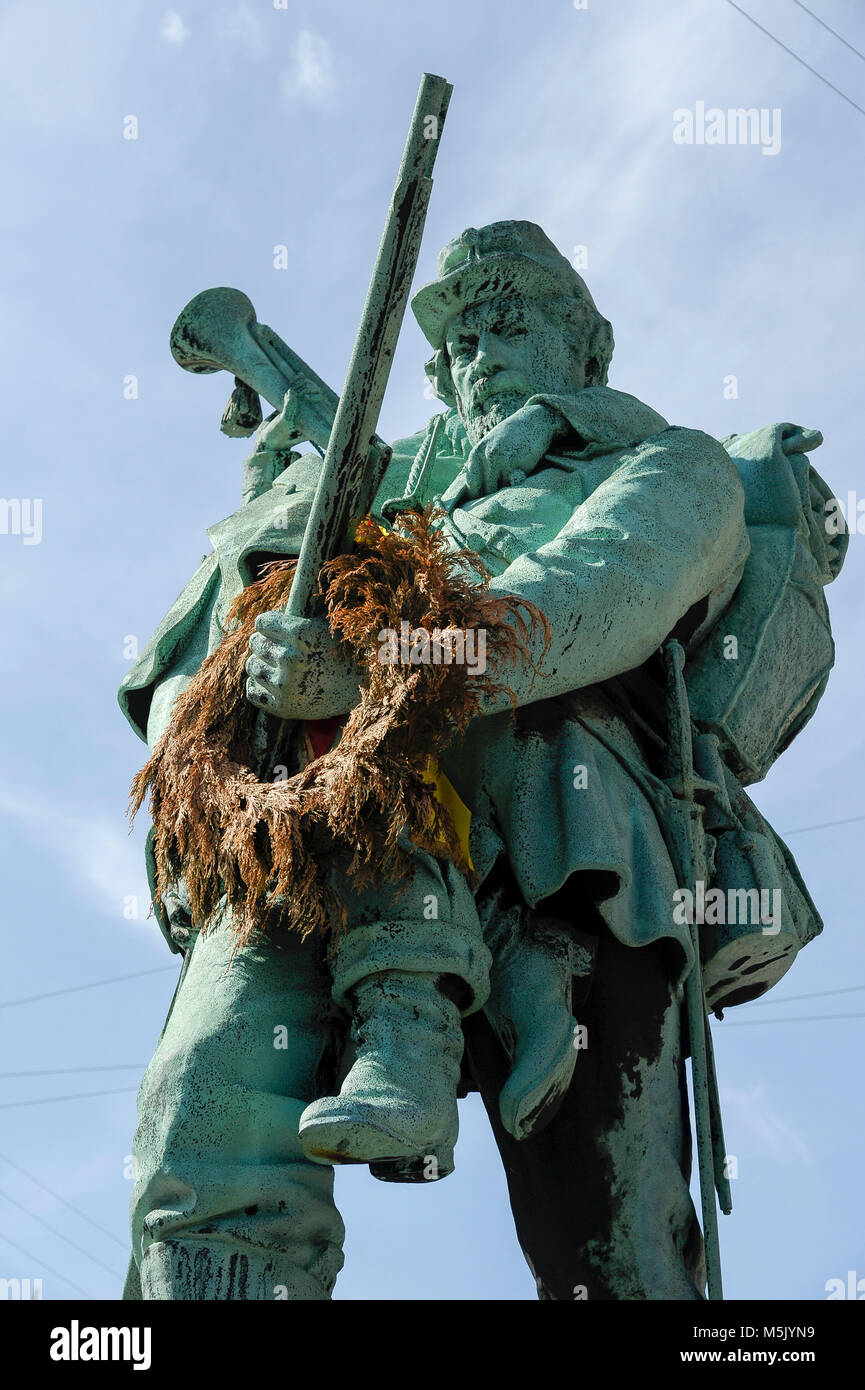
[245,612,361,721]
[441,400,566,506]
[254,380,333,456]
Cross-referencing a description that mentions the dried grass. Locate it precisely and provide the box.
[130,507,548,949]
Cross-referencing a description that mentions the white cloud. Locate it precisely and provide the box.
[217,4,265,58]
[0,790,151,925]
[281,30,335,106]
[722,1083,814,1167]
[161,10,190,47]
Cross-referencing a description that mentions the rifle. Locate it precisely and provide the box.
[251,71,453,766]
[291,72,452,616]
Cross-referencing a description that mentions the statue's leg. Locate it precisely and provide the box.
[126,913,348,1301]
[299,843,491,1176]
[465,920,705,1301]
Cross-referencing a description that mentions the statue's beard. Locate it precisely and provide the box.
[462,388,531,445]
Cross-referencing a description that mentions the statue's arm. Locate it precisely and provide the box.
[480,426,751,711]
[143,595,218,749]
[118,553,221,744]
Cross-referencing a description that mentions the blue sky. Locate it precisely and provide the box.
[1,0,863,1301]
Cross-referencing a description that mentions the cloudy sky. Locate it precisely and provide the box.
[1,0,863,1301]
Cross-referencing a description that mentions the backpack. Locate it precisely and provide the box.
[685,422,847,786]
[676,423,847,1009]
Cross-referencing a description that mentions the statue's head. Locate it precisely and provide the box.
[412,221,614,445]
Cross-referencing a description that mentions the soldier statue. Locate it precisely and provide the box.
[120,206,844,1300]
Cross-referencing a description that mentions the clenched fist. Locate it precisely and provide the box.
[245,611,361,722]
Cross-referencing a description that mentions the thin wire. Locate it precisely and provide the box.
[0,1188,123,1280]
[790,0,865,63]
[0,1087,139,1110]
[725,0,865,118]
[0,966,177,1010]
[780,813,865,837]
[738,984,865,1007]
[0,1151,128,1251]
[0,1230,90,1297]
[0,1065,145,1078]
[714,1011,865,1024]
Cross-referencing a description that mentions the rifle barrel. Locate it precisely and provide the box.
[286,71,453,617]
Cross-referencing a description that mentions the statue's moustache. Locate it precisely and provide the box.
[469,371,525,409]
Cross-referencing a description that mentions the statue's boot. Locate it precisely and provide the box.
[298,970,463,1178]
[298,846,491,1180]
[477,887,597,1141]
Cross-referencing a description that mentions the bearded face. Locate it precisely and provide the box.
[444,293,588,446]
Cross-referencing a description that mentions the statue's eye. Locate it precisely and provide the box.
[450,340,475,362]
[493,315,525,338]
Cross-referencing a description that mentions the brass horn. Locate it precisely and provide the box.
[170,287,339,447]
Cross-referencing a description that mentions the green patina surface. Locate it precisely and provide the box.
[122,221,845,1301]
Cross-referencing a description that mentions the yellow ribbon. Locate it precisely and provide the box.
[422,757,474,871]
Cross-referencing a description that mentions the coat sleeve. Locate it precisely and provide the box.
[485,426,750,706]
[118,552,220,743]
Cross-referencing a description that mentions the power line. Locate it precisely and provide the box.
[790,0,865,64]
[0,1065,144,1079]
[725,0,865,118]
[0,1230,90,1297]
[0,1151,128,1251]
[0,1087,139,1111]
[738,984,865,1008]
[0,965,177,1010]
[715,1011,865,1025]
[780,813,865,837]
[0,1188,123,1280]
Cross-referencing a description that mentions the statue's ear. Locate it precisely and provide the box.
[425,350,457,409]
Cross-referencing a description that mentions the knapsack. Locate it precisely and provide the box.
[685,422,847,786]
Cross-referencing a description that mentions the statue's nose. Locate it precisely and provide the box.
[473,331,508,374]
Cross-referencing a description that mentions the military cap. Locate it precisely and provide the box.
[411,220,600,349]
